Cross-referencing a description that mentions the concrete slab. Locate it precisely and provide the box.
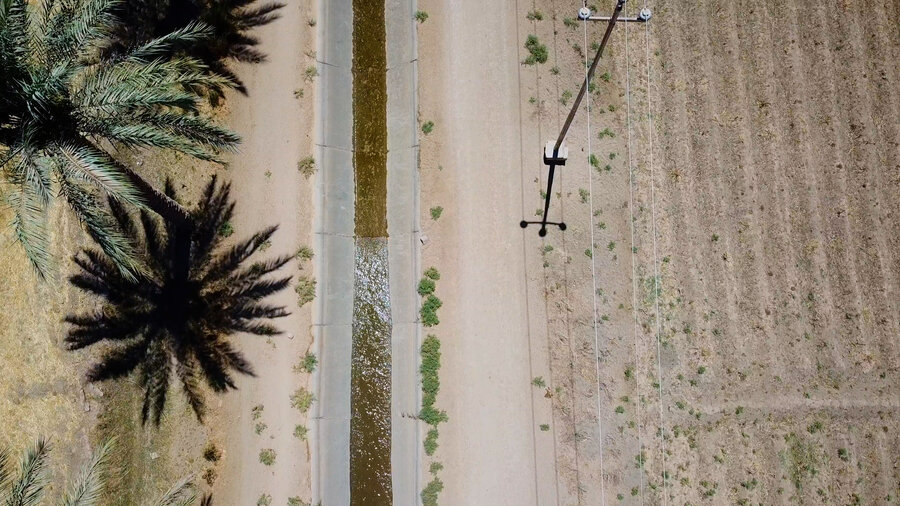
[321,146,355,236]
[319,233,354,326]
[318,63,353,151]
[317,417,351,505]
[388,232,419,325]
[386,0,421,502]
[320,0,353,68]
[391,320,421,505]
[313,1,354,503]
[387,63,417,150]
[385,0,416,69]
[318,323,352,419]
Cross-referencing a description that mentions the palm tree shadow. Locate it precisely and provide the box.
[64,176,292,426]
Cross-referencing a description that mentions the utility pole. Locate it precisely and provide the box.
[521,0,651,236]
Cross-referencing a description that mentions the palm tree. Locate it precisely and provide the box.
[0,0,239,277]
[109,0,284,96]
[65,176,292,425]
[0,438,210,505]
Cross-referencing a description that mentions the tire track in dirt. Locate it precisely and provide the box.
[705,0,788,389]
[770,0,849,373]
[814,0,892,378]
[839,0,900,368]
[734,0,814,383]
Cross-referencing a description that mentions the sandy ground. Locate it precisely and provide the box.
[207,1,318,504]
[419,0,899,504]
[416,0,559,504]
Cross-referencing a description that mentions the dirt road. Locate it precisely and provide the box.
[210,1,318,503]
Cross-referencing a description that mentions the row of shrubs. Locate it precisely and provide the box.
[418,267,445,506]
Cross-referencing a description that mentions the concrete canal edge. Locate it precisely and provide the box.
[311,0,420,503]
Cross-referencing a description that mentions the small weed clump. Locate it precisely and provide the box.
[532,376,546,388]
[294,425,309,440]
[563,17,578,29]
[203,442,222,462]
[257,494,272,506]
[296,245,314,261]
[259,449,276,466]
[251,404,264,420]
[304,66,318,82]
[297,156,316,178]
[288,498,309,506]
[526,10,543,21]
[424,267,441,280]
[295,352,318,373]
[540,424,550,431]
[523,35,548,65]
[422,120,435,134]
[295,276,317,307]
[415,10,429,22]
[430,206,443,220]
[598,127,615,139]
[218,221,234,238]
[291,388,316,413]
[560,89,572,105]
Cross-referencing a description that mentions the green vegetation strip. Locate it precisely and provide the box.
[418,267,446,505]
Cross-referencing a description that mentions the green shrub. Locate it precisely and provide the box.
[523,35,548,65]
[424,428,439,455]
[419,405,448,426]
[421,476,444,506]
[257,494,272,506]
[430,206,443,220]
[531,376,546,388]
[418,277,436,296]
[424,267,441,280]
[526,10,543,21]
[422,121,435,134]
[421,294,442,327]
[415,10,428,22]
[294,425,309,440]
[539,424,550,431]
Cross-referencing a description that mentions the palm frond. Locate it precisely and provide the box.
[6,184,52,278]
[54,142,144,207]
[0,447,11,494]
[7,438,51,506]
[58,174,140,278]
[149,474,195,506]
[126,21,212,62]
[61,437,115,506]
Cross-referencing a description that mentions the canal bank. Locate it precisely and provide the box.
[313,0,420,503]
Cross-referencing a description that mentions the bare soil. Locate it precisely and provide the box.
[515,0,900,504]
[417,0,898,504]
